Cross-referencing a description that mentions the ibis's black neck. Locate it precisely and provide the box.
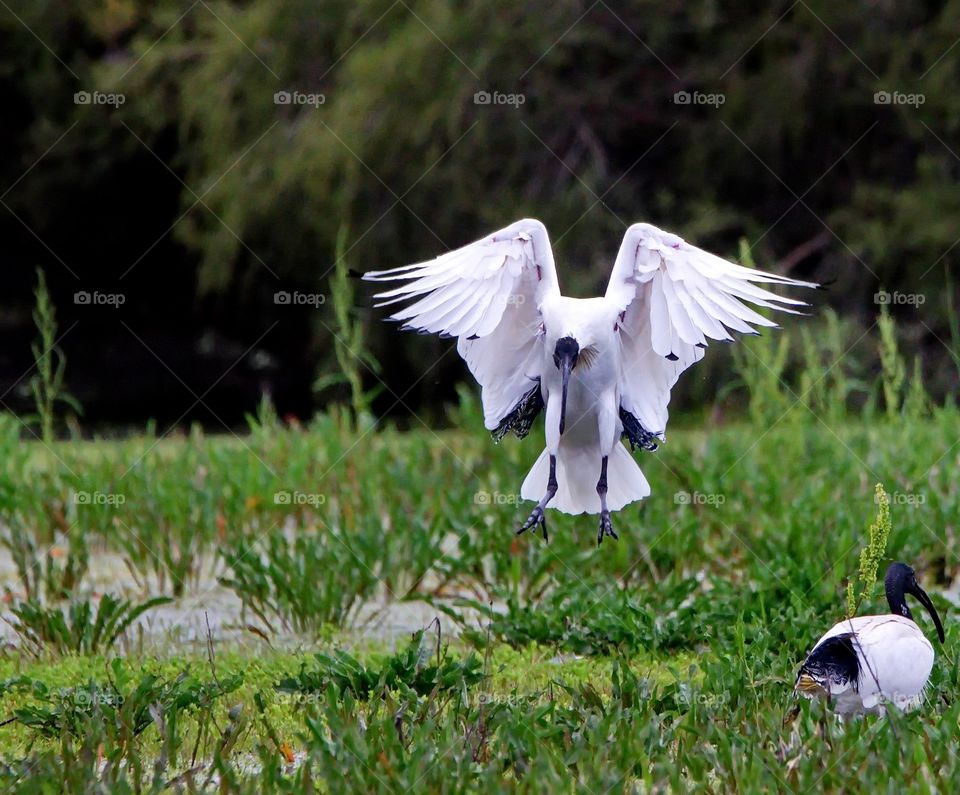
[883,561,946,643]
[885,564,913,620]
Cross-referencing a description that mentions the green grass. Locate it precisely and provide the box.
[1,407,957,791]
[1,318,959,791]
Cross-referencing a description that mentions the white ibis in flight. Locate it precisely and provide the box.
[364,219,816,544]
[796,562,946,716]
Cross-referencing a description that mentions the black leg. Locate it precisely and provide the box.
[517,455,557,541]
[596,456,617,546]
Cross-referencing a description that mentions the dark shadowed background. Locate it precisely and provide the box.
[1,0,957,433]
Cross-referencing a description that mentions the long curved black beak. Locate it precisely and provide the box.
[911,583,946,643]
[554,337,579,436]
[559,355,573,435]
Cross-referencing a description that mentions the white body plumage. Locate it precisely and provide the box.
[801,615,935,715]
[796,563,945,717]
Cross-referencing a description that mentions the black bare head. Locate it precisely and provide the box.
[885,562,945,643]
[553,336,580,370]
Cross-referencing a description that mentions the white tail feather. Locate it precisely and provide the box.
[520,441,650,515]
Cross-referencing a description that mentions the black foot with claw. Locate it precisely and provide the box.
[595,455,617,546]
[515,454,557,542]
[517,506,548,541]
[597,510,618,546]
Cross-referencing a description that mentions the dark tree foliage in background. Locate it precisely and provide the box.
[1,0,958,427]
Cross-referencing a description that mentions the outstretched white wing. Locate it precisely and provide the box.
[363,219,560,432]
[606,223,818,436]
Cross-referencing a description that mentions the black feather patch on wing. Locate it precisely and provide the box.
[619,407,661,452]
[492,380,543,442]
[798,633,860,690]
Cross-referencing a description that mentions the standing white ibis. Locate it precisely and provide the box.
[364,219,816,543]
[796,562,946,716]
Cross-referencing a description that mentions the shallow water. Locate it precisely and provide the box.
[0,547,489,652]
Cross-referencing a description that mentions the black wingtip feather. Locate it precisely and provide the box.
[797,632,860,690]
[492,380,543,442]
[619,407,661,452]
